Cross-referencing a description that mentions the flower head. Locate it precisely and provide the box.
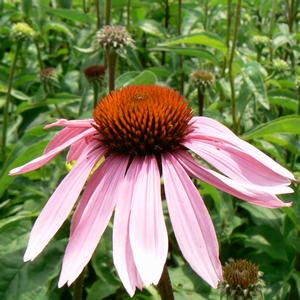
[273,58,289,72]
[84,64,106,82]
[96,25,134,49]
[252,35,271,47]
[12,22,36,41]
[40,67,59,84]
[191,70,215,88]
[10,85,294,296]
[221,259,264,299]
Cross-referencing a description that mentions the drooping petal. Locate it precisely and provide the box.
[58,155,129,287]
[10,128,96,175]
[67,138,89,162]
[45,118,94,129]
[23,141,103,262]
[187,116,294,180]
[162,153,222,288]
[45,127,87,153]
[113,159,143,296]
[177,151,292,208]
[129,156,168,286]
[184,139,293,193]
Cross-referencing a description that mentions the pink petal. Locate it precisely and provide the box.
[45,127,87,153]
[45,118,94,129]
[58,155,129,287]
[184,139,292,194]
[162,153,222,288]
[67,139,89,162]
[187,117,294,180]
[113,159,144,296]
[23,141,103,262]
[9,128,96,175]
[129,156,168,286]
[177,151,292,208]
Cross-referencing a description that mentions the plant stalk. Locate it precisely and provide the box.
[93,82,99,108]
[127,0,131,29]
[2,40,22,155]
[162,0,169,65]
[197,86,205,116]
[105,0,112,25]
[95,0,101,28]
[107,48,117,92]
[157,264,174,300]
[228,0,242,133]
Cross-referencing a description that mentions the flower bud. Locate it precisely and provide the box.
[191,69,215,88]
[84,64,106,83]
[11,22,36,42]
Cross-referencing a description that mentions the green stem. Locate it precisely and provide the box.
[204,0,209,30]
[197,86,205,116]
[228,0,242,133]
[73,268,86,300]
[95,0,101,28]
[93,82,99,108]
[2,40,22,155]
[127,0,131,29]
[157,264,174,300]
[105,0,112,25]
[35,40,43,70]
[221,0,232,77]
[107,48,117,92]
[82,0,87,13]
[178,0,184,94]
[162,0,169,65]
[268,0,277,63]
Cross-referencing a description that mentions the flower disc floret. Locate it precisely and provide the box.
[84,64,106,82]
[93,85,193,155]
[191,70,215,87]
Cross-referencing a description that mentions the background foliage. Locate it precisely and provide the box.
[0,0,300,299]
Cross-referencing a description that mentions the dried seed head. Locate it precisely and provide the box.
[84,64,106,82]
[96,25,134,49]
[252,35,271,46]
[93,85,192,156]
[40,67,59,83]
[221,259,264,299]
[11,22,36,42]
[191,70,215,88]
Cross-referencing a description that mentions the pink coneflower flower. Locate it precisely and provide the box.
[10,85,293,296]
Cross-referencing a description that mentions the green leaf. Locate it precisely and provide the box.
[151,47,219,64]
[87,279,119,300]
[44,21,74,39]
[139,19,166,38]
[116,71,157,88]
[159,33,227,53]
[243,115,300,140]
[0,240,66,300]
[44,7,94,24]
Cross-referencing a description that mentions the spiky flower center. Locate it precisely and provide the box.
[223,259,259,289]
[93,85,192,156]
[84,65,106,82]
[191,70,215,87]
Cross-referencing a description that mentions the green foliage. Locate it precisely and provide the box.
[1,0,300,299]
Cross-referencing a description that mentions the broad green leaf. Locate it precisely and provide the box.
[44,7,94,24]
[139,19,166,38]
[125,70,157,86]
[159,33,227,53]
[44,21,74,39]
[151,47,219,64]
[269,97,298,112]
[0,240,66,300]
[87,279,119,300]
[243,115,300,140]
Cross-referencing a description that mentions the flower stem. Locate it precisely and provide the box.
[2,40,22,155]
[105,0,112,25]
[95,0,101,28]
[73,268,86,300]
[127,0,131,29]
[268,0,277,63]
[178,0,184,94]
[107,48,117,92]
[228,0,242,133]
[162,0,169,65]
[197,86,205,116]
[93,82,99,108]
[157,264,174,300]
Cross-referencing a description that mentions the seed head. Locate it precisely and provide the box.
[252,35,271,47]
[191,70,215,88]
[40,67,59,84]
[96,25,134,49]
[221,259,264,299]
[84,64,106,82]
[12,22,36,42]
